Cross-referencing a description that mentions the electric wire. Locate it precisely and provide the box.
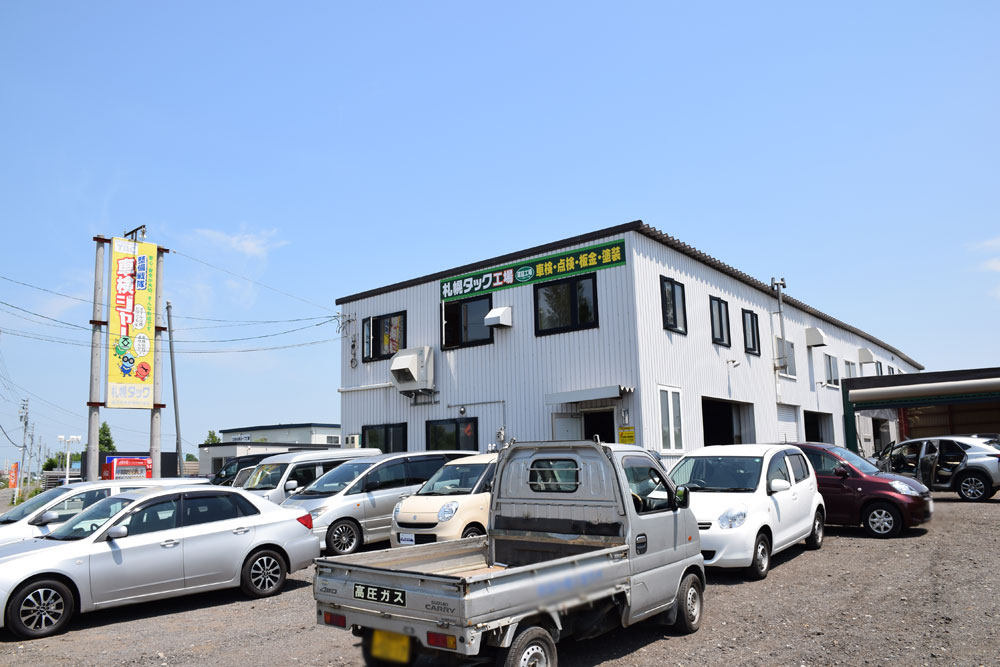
[0,301,90,330]
[0,327,344,353]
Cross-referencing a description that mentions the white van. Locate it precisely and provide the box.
[243,449,381,504]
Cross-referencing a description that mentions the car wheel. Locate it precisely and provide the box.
[862,501,902,538]
[498,625,557,667]
[5,579,75,639]
[673,573,703,634]
[746,532,771,580]
[805,510,824,549]
[326,519,362,555]
[462,524,485,538]
[957,472,992,502]
[240,549,287,598]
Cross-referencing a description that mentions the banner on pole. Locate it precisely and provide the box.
[9,462,18,489]
[106,237,157,409]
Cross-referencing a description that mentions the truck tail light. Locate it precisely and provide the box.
[427,632,457,650]
[297,513,313,530]
[323,611,346,628]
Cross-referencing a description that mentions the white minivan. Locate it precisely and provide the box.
[669,444,825,579]
[243,449,381,504]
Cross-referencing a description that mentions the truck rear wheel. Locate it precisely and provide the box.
[498,625,557,667]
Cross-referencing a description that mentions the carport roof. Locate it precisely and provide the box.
[335,220,922,370]
[843,366,1000,409]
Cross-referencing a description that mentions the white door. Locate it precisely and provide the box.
[777,404,799,443]
[552,413,583,440]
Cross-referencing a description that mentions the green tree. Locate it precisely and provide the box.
[203,430,221,445]
[185,453,197,462]
[99,421,116,452]
[42,456,60,471]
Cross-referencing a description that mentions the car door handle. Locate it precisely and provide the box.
[232,527,250,535]
[160,539,180,548]
[636,534,648,555]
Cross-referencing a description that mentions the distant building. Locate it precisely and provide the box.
[198,423,343,475]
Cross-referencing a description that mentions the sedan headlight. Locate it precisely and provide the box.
[308,506,328,518]
[393,502,402,520]
[718,505,747,530]
[890,480,920,497]
[438,501,459,523]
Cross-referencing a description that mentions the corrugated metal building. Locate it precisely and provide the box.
[336,221,921,465]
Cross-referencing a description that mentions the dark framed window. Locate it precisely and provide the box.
[426,418,479,451]
[876,361,884,376]
[709,296,731,347]
[528,459,580,493]
[362,311,406,362]
[534,273,598,336]
[659,277,687,334]
[362,423,407,453]
[443,295,493,350]
[888,366,895,375]
[742,309,760,355]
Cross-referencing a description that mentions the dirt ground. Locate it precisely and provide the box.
[1,491,998,667]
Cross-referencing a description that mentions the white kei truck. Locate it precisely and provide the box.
[313,440,705,666]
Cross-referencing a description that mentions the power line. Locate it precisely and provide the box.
[0,421,20,447]
[0,327,344,353]
[0,300,90,330]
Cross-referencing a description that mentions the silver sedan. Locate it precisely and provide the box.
[0,485,320,639]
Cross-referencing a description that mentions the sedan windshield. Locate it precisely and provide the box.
[835,447,880,475]
[418,463,490,496]
[0,486,72,524]
[244,463,289,490]
[45,496,133,541]
[669,456,763,492]
[300,461,372,496]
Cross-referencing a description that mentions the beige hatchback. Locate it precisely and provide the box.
[389,453,497,547]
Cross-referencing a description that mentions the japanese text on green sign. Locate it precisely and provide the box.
[440,239,625,301]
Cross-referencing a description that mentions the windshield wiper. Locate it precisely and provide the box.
[249,485,275,491]
[0,518,19,524]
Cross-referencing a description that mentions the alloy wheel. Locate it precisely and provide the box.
[332,523,358,552]
[961,476,986,500]
[250,555,282,592]
[869,508,895,534]
[19,587,65,632]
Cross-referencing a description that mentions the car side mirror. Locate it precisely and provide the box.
[768,479,791,494]
[674,485,690,509]
[834,464,850,478]
[483,481,493,493]
[33,511,60,526]
[106,525,128,540]
[284,480,298,492]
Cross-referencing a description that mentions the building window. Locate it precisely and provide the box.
[709,296,731,347]
[844,361,857,379]
[660,277,687,334]
[888,366,896,375]
[824,354,839,386]
[362,423,407,453]
[326,435,340,445]
[362,312,405,362]
[658,386,683,450]
[426,418,479,451]
[742,309,760,355]
[776,337,797,377]
[534,274,598,336]
[443,295,493,349]
[876,361,884,376]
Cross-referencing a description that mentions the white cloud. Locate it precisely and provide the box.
[194,227,290,260]
[976,237,1000,250]
[983,259,1000,273]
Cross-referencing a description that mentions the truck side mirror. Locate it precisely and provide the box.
[674,486,690,509]
[284,480,299,492]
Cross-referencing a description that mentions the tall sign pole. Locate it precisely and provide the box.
[87,236,108,481]
[149,248,165,477]
[166,301,183,476]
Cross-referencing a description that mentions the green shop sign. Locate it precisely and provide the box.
[440,239,626,301]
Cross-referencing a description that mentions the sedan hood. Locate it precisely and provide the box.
[0,537,66,565]
[687,491,757,524]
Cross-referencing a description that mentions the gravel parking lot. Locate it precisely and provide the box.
[1,491,998,667]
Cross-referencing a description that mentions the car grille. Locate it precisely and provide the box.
[698,522,713,531]
[414,534,437,545]
[396,521,437,529]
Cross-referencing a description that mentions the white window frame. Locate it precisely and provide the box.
[824,354,839,386]
[844,360,856,379]
[775,337,797,378]
[657,385,684,450]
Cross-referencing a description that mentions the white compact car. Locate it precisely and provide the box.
[0,485,320,639]
[0,478,209,547]
[669,444,825,579]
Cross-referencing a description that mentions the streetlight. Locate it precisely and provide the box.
[57,435,81,485]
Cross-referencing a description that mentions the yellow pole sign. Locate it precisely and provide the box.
[106,237,157,409]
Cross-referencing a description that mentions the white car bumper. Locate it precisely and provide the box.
[698,524,759,568]
[283,533,321,572]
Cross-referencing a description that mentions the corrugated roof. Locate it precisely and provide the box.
[219,422,341,434]
[335,220,922,370]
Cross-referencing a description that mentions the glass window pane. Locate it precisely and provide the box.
[537,283,572,330]
[674,284,686,331]
[660,390,671,449]
[463,298,490,342]
[662,281,676,328]
[672,391,683,449]
[711,301,721,338]
[577,278,595,324]
[427,422,457,450]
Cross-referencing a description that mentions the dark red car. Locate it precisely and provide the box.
[796,442,932,538]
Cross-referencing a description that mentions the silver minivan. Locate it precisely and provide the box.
[282,450,474,554]
[243,449,381,505]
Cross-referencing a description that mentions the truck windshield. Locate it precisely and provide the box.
[44,496,133,541]
[299,461,372,496]
[417,463,490,496]
[244,463,289,490]
[670,456,763,492]
[0,486,73,524]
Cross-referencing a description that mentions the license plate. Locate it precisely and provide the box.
[398,532,415,546]
[353,583,406,607]
[371,629,411,663]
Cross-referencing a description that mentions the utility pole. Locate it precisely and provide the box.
[15,399,28,503]
[88,236,108,481]
[166,301,183,477]
[149,248,164,477]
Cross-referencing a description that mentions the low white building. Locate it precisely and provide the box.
[336,222,921,465]
[197,423,343,475]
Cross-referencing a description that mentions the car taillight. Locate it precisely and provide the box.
[323,611,346,627]
[297,513,313,530]
[427,632,457,650]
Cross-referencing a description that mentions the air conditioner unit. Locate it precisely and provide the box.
[344,434,361,448]
[389,346,435,396]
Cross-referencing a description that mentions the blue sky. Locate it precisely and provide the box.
[1,2,998,465]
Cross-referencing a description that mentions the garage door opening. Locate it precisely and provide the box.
[803,410,835,444]
[702,398,756,446]
[583,410,615,443]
